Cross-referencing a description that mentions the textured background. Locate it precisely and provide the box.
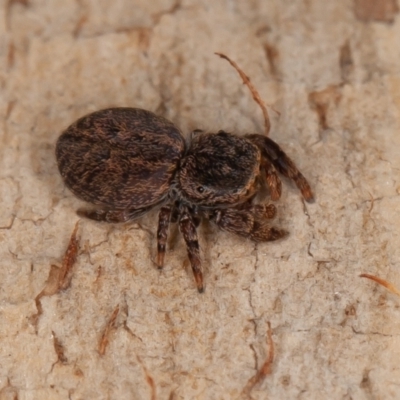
[1,0,400,399]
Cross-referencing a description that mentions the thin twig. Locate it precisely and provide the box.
[215,52,276,137]
[360,274,400,297]
[241,321,274,398]
[98,305,120,355]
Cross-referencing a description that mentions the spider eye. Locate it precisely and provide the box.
[197,186,205,193]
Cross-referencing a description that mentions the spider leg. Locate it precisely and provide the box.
[172,204,201,226]
[178,207,204,293]
[211,204,287,242]
[262,159,282,201]
[157,205,172,269]
[247,134,314,202]
[234,202,277,218]
[77,206,153,223]
[255,203,277,219]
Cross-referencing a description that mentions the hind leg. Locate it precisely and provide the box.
[156,205,172,269]
[77,205,154,223]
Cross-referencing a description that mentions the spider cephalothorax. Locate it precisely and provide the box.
[177,131,261,206]
[56,54,314,292]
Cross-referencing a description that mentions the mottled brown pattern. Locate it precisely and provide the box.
[56,107,312,292]
[177,131,261,206]
[56,83,313,292]
[56,108,185,210]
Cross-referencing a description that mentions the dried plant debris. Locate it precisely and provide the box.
[308,85,342,130]
[354,0,399,23]
[360,273,400,297]
[32,221,80,325]
[240,322,274,399]
[55,54,313,293]
[137,355,157,400]
[339,41,354,83]
[52,331,68,364]
[215,52,272,136]
[98,305,120,355]
[0,378,18,399]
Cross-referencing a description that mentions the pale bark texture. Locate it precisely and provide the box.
[1,1,400,399]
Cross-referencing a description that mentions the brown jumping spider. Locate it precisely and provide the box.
[55,53,313,292]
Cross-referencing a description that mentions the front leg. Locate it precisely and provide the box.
[247,134,314,202]
[178,207,204,293]
[211,204,287,242]
[262,158,282,201]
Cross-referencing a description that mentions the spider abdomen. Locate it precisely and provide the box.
[56,108,186,210]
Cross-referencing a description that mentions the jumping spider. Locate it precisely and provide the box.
[56,53,313,292]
